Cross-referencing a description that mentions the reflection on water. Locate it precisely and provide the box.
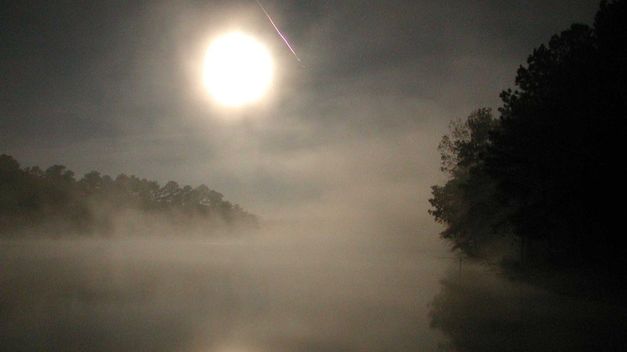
[429,263,627,352]
[0,238,447,352]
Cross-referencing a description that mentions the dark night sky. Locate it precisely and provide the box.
[1,0,599,242]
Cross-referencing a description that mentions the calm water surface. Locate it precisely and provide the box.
[0,237,448,352]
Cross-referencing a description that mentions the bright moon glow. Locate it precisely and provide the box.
[203,32,274,107]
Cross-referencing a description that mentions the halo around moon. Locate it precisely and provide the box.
[203,32,274,108]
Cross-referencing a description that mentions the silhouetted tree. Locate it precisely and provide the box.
[0,155,25,218]
[486,0,627,269]
[0,154,257,237]
[429,109,509,257]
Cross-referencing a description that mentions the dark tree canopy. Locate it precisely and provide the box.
[487,0,627,266]
[0,154,257,237]
[430,0,627,273]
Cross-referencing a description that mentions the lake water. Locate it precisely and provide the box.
[4,237,625,351]
[0,237,449,352]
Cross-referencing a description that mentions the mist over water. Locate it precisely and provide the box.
[3,225,627,352]
[0,228,450,352]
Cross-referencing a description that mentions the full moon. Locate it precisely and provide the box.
[203,32,274,107]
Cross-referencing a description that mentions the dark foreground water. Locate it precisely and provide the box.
[430,263,627,352]
[2,238,627,352]
[0,237,448,352]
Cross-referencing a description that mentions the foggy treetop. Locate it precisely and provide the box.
[0,154,257,237]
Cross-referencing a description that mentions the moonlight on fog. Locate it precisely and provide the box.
[203,31,274,108]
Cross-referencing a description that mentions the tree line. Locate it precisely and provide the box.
[429,0,627,277]
[0,154,257,237]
